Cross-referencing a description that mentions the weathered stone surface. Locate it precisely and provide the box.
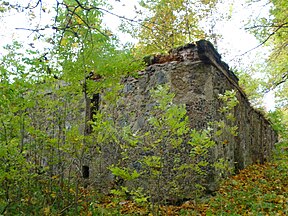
[27,40,277,202]
[117,40,277,194]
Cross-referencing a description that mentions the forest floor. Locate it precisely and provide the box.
[92,142,288,215]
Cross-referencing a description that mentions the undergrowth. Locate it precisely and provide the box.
[92,142,288,215]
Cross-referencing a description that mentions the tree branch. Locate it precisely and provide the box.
[14,0,153,45]
[272,72,288,89]
[245,22,288,30]
[239,21,287,56]
[73,0,150,28]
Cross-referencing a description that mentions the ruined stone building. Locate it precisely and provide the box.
[120,40,277,165]
[30,40,277,201]
[103,40,278,198]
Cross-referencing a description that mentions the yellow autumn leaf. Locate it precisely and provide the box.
[60,38,68,46]
[275,195,285,203]
[51,175,59,179]
[71,42,78,48]
[43,207,50,215]
[75,16,84,25]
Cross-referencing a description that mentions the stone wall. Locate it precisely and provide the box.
[28,40,277,201]
[115,40,277,193]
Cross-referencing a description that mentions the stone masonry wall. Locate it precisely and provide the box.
[116,40,277,192]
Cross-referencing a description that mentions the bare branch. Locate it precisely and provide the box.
[238,22,288,56]
[22,0,41,10]
[245,22,288,30]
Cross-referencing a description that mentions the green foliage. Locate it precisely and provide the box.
[267,109,288,141]
[123,0,218,55]
[90,143,288,215]
[218,89,239,112]
[109,85,213,205]
[235,69,265,106]
[110,166,140,181]
[202,146,288,215]
[210,90,239,179]
[0,0,144,214]
[0,41,39,215]
[109,85,240,208]
[267,107,288,169]
[211,89,239,138]
[1,0,283,215]
[245,0,288,109]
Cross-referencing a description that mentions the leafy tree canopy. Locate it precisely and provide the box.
[120,0,219,55]
[245,0,287,108]
[0,0,287,215]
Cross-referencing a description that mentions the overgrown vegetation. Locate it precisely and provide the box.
[91,142,287,215]
[0,0,287,215]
